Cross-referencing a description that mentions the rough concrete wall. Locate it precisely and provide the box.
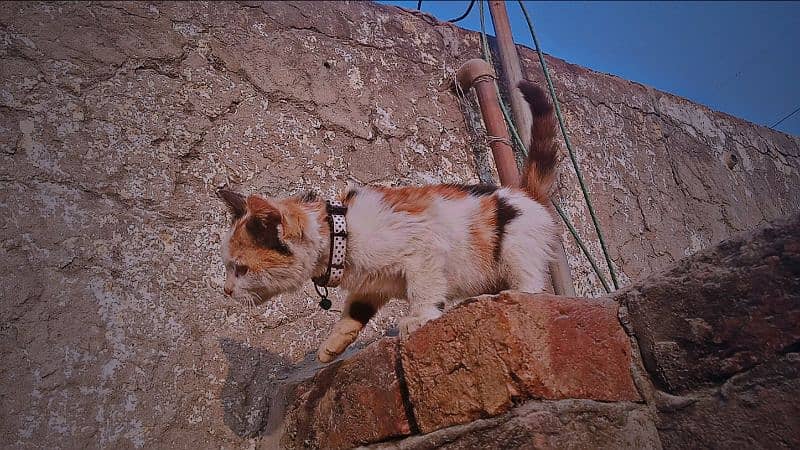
[0,2,482,447]
[0,1,797,448]
[518,54,800,295]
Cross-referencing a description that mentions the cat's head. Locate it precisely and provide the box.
[217,189,321,305]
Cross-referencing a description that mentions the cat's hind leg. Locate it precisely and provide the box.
[317,293,386,363]
[506,264,548,294]
[399,262,446,336]
[501,214,553,294]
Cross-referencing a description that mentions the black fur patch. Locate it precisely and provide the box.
[494,197,520,261]
[218,189,247,222]
[245,216,292,255]
[298,191,318,203]
[348,301,376,325]
[449,183,499,197]
[344,188,358,204]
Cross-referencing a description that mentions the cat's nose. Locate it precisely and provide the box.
[224,287,233,296]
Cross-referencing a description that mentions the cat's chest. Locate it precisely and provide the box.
[342,267,407,299]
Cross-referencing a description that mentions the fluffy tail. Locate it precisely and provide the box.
[518,80,558,205]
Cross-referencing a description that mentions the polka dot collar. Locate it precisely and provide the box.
[312,200,348,291]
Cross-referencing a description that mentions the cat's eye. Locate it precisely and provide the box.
[234,264,248,277]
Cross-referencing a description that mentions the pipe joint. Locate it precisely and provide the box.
[455,58,496,92]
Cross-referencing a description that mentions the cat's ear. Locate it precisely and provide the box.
[218,189,247,222]
[245,195,291,254]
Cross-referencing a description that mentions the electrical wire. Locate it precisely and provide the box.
[448,0,477,23]
[770,105,800,129]
[477,0,614,293]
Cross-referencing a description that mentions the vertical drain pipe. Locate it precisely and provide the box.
[488,0,532,149]
[456,59,520,187]
[488,1,576,297]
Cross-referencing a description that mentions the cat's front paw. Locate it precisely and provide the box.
[317,345,339,364]
[318,337,352,363]
[399,309,441,338]
[317,318,363,363]
[399,317,424,337]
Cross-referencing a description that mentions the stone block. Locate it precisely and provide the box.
[365,400,660,450]
[401,292,640,433]
[281,338,411,449]
[656,353,800,449]
[617,214,800,394]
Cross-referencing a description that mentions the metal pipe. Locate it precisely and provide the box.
[488,0,531,149]
[456,59,520,187]
[549,229,577,295]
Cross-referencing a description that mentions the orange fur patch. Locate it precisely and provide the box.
[376,186,469,215]
[279,198,308,241]
[230,195,296,272]
[246,195,281,222]
[470,196,498,268]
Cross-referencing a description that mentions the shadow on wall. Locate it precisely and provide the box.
[219,329,398,438]
[219,338,292,438]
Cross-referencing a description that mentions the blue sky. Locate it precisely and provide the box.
[378,1,800,136]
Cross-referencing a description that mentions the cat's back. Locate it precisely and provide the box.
[343,183,501,217]
[341,183,547,237]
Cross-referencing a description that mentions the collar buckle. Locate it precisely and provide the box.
[313,283,332,310]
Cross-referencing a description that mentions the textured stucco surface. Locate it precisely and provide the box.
[0,1,798,448]
[519,53,800,295]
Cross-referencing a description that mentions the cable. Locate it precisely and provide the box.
[770,105,800,129]
[553,203,612,293]
[517,0,620,290]
[448,0,476,23]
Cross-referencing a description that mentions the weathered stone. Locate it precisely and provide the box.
[401,292,641,433]
[281,338,410,450]
[616,213,800,394]
[219,339,286,438]
[655,352,800,449]
[365,399,661,450]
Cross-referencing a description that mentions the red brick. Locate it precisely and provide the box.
[281,338,410,449]
[401,292,640,433]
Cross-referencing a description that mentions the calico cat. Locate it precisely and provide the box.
[218,81,559,363]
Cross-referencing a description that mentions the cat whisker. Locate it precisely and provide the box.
[241,294,253,312]
[254,292,266,306]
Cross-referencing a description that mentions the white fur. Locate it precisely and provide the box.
[339,188,555,304]
[323,186,556,335]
